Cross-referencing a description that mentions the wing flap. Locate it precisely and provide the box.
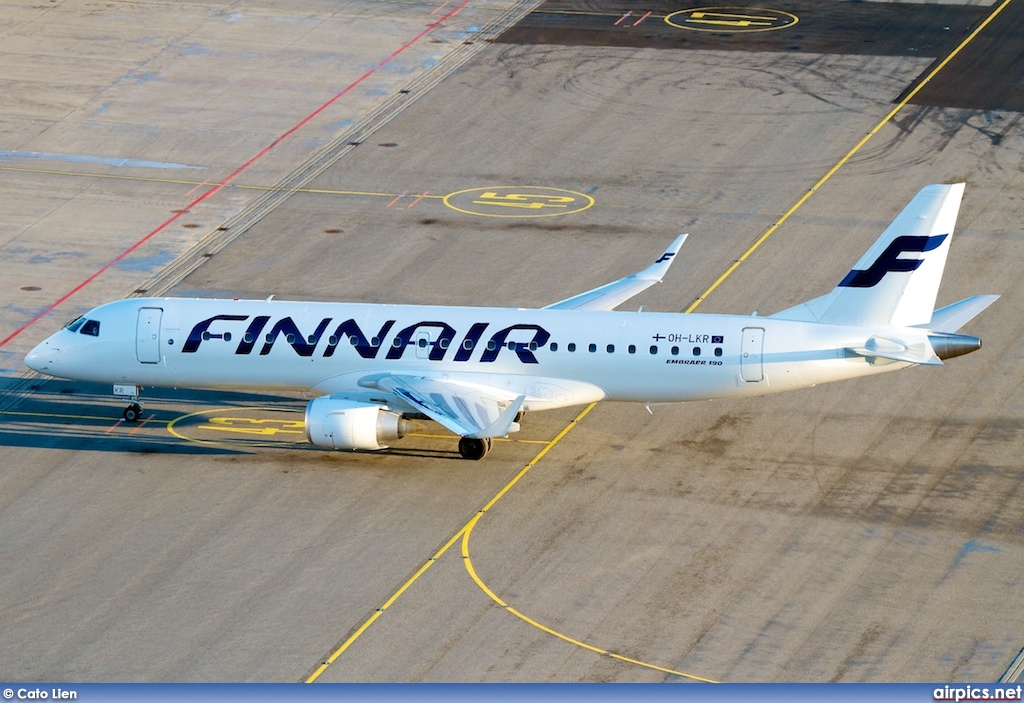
[360,374,524,439]
[544,234,687,311]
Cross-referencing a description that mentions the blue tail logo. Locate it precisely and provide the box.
[839,234,947,288]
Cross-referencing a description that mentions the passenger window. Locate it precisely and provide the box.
[588,343,597,353]
[628,345,636,354]
[568,343,576,352]
[550,342,558,352]
[80,319,100,337]
[671,346,679,356]
[715,347,723,357]
[607,344,614,353]
[649,345,658,355]
[693,346,701,356]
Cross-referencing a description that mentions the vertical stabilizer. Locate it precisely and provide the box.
[771,183,965,327]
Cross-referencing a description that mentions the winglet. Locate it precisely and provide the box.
[637,234,689,282]
[544,234,688,311]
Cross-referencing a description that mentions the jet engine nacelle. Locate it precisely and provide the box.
[304,398,410,450]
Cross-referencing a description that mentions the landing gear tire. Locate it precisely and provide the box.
[122,403,142,422]
[458,436,491,460]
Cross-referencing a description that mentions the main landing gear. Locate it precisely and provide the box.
[458,436,492,460]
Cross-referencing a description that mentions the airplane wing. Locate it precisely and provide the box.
[359,374,525,439]
[544,234,687,311]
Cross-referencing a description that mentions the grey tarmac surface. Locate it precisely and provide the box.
[1,0,1023,683]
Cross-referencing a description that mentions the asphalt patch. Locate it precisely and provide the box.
[901,0,1024,112]
[497,0,1024,112]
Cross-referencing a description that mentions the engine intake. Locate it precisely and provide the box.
[304,398,411,450]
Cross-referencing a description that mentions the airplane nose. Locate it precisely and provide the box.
[24,340,54,372]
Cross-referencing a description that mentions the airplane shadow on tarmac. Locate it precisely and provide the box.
[0,377,315,456]
[0,377,467,459]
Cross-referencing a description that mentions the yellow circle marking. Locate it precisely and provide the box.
[665,6,798,32]
[442,186,594,218]
[166,406,306,449]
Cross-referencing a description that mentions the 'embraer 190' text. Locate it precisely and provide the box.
[182,315,551,364]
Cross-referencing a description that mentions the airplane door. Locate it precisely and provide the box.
[740,327,764,382]
[136,307,163,364]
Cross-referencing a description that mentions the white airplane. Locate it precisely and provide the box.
[25,183,997,459]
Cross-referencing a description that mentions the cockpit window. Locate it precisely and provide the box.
[80,319,100,337]
[64,317,85,332]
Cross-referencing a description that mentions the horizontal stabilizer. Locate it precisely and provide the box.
[917,295,999,332]
[545,234,687,311]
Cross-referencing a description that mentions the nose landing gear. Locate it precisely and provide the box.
[114,384,144,423]
[122,402,143,422]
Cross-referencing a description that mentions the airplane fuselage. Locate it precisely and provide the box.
[28,297,913,412]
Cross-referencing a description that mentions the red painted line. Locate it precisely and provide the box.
[431,1,450,15]
[1,0,472,351]
[387,190,409,208]
[183,178,211,198]
[614,11,632,25]
[407,191,429,208]
[104,419,124,434]
[128,414,156,435]
[632,11,652,26]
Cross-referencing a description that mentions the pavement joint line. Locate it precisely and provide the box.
[1000,646,1024,683]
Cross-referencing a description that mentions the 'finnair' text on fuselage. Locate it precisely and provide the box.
[182,314,552,363]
